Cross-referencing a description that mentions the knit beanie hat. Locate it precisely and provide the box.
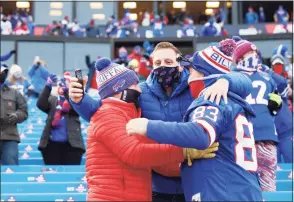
[9,64,22,76]
[233,40,258,63]
[189,39,236,76]
[95,57,139,99]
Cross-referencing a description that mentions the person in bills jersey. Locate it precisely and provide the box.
[126,39,263,201]
[233,39,283,192]
[257,48,292,163]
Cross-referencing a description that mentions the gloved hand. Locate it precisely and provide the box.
[184,142,219,166]
[46,74,57,87]
[7,113,18,125]
[268,91,282,116]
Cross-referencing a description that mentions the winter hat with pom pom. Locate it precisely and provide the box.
[95,57,139,99]
[233,40,258,64]
[189,39,236,76]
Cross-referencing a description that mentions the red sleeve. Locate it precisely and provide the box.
[138,60,152,78]
[91,109,184,169]
[153,163,181,177]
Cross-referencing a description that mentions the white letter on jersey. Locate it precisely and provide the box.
[192,192,201,202]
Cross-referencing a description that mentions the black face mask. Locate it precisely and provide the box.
[120,89,141,108]
[0,71,8,84]
[153,66,181,88]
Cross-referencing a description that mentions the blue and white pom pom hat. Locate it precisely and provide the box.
[95,57,139,99]
[189,39,236,76]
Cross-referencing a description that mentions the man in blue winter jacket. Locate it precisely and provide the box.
[68,41,252,201]
[27,56,50,97]
[126,39,263,201]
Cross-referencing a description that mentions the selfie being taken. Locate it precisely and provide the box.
[0,1,293,201]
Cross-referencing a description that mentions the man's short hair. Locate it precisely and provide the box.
[151,42,181,58]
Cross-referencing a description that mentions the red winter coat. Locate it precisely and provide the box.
[86,98,184,201]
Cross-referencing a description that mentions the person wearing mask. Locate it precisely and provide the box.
[270,47,293,163]
[128,45,143,62]
[36,72,85,165]
[27,56,50,97]
[68,42,252,202]
[1,50,16,62]
[245,7,259,24]
[1,15,12,35]
[86,58,218,201]
[271,44,292,77]
[0,64,28,165]
[126,39,263,201]
[112,47,130,66]
[5,64,30,96]
[274,5,289,24]
[233,39,282,191]
[200,18,219,37]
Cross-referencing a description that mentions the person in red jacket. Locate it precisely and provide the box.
[128,45,143,62]
[86,58,218,201]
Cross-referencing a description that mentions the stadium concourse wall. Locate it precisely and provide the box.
[1,34,292,76]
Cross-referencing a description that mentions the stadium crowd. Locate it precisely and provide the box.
[0,33,293,200]
[1,4,292,38]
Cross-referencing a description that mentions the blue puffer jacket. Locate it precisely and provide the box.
[28,64,50,94]
[69,69,252,194]
[141,69,192,194]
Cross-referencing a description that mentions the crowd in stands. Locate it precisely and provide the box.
[1,4,292,38]
[0,7,34,36]
[245,5,291,24]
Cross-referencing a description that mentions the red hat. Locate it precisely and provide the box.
[233,40,257,63]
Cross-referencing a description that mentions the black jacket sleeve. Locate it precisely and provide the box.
[15,90,28,123]
[37,86,53,114]
[85,55,92,69]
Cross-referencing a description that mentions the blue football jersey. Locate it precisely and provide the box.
[245,71,278,142]
[146,93,263,201]
[180,94,262,201]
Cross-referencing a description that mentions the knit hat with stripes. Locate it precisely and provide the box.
[95,57,139,99]
[189,39,236,76]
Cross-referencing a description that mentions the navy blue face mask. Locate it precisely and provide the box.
[153,66,181,88]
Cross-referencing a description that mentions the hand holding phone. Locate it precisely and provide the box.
[75,69,84,94]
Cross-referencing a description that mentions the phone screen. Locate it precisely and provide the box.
[74,69,84,93]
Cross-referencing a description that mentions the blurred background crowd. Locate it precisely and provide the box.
[1,1,293,38]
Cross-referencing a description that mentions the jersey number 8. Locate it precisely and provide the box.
[235,115,258,172]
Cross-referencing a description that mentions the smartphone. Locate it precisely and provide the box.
[74,69,84,94]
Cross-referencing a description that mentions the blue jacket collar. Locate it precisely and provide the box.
[146,68,189,100]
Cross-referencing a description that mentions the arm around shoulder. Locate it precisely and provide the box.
[91,109,184,169]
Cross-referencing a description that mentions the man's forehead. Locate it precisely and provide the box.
[153,49,177,60]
